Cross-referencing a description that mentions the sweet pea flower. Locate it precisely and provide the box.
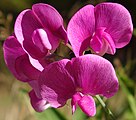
[3,3,68,81]
[3,3,68,112]
[14,3,67,65]
[3,34,43,82]
[67,2,133,56]
[3,34,51,111]
[30,54,119,116]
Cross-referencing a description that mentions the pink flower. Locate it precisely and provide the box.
[30,55,119,116]
[3,3,67,111]
[67,2,133,56]
[14,3,67,63]
[3,34,43,82]
[3,34,51,111]
[3,3,68,81]
[3,3,67,112]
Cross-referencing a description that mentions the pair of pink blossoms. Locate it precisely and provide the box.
[3,2,133,117]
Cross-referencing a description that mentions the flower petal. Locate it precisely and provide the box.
[32,28,52,51]
[14,9,48,59]
[66,54,119,98]
[39,59,75,108]
[15,9,42,45]
[95,2,133,48]
[3,35,41,82]
[42,29,60,50]
[29,55,44,72]
[90,27,116,55]
[23,39,47,59]
[71,92,96,116]
[90,27,104,53]
[78,95,96,117]
[29,90,50,112]
[15,54,41,81]
[67,5,95,56]
[71,92,82,114]
[32,3,67,43]
[29,80,41,98]
[102,30,116,54]
[3,35,26,81]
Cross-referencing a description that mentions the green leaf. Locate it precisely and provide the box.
[117,72,136,119]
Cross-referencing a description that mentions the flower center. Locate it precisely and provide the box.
[90,27,115,55]
[76,87,83,92]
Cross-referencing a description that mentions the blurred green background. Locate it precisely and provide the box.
[0,0,136,120]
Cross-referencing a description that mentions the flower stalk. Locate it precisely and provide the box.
[95,95,116,120]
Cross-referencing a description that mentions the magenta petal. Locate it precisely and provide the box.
[39,59,75,108]
[56,25,68,43]
[14,9,47,59]
[71,92,82,114]
[102,31,116,54]
[32,28,52,51]
[23,39,47,59]
[95,3,133,48]
[29,55,44,71]
[42,29,60,50]
[90,28,103,53]
[15,54,41,81]
[15,9,42,44]
[3,35,41,82]
[3,35,27,82]
[78,95,96,117]
[29,80,41,98]
[67,54,119,98]
[67,5,95,56]
[90,27,116,55]
[32,3,67,43]
[29,90,50,112]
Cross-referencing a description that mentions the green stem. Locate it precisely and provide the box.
[66,43,73,51]
[95,95,116,120]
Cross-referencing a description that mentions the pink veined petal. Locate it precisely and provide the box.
[71,92,82,114]
[67,5,95,57]
[23,39,48,59]
[44,29,60,51]
[3,35,28,82]
[102,30,116,54]
[29,90,50,112]
[39,59,75,108]
[90,27,116,55]
[29,55,44,72]
[15,4,67,60]
[32,28,52,51]
[32,3,67,43]
[78,95,96,117]
[15,54,41,81]
[56,25,68,44]
[14,9,42,45]
[15,9,48,59]
[71,92,96,116]
[91,36,108,56]
[90,36,102,53]
[90,28,104,53]
[66,54,119,98]
[3,34,41,82]
[95,2,133,48]
[29,80,41,98]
